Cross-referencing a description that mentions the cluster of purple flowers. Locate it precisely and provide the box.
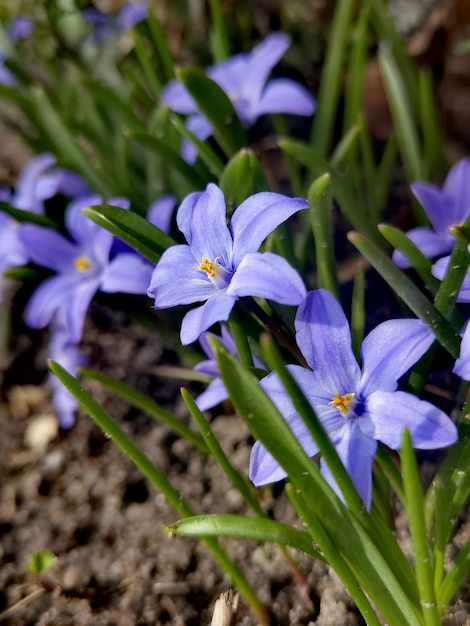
[393,158,470,381]
[1,153,175,428]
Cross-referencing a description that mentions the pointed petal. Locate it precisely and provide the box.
[161,79,197,115]
[295,289,361,395]
[362,390,457,450]
[240,32,290,105]
[249,440,288,485]
[24,275,80,333]
[230,192,308,263]
[118,1,147,29]
[13,153,56,212]
[359,319,434,397]
[411,182,450,237]
[65,195,113,261]
[147,245,215,307]
[195,378,228,411]
[442,158,470,224]
[253,79,315,118]
[320,421,377,509]
[392,226,453,268]
[101,253,153,294]
[453,321,470,380]
[147,194,177,233]
[180,291,236,345]
[18,225,78,271]
[181,115,214,164]
[64,279,100,341]
[176,184,233,266]
[228,251,305,304]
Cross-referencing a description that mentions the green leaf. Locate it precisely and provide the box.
[29,550,57,574]
[145,11,175,84]
[83,204,175,264]
[2,265,40,280]
[378,224,440,295]
[348,231,461,358]
[400,430,441,626]
[167,514,324,559]
[307,173,339,298]
[177,68,248,158]
[0,202,58,228]
[49,360,270,625]
[170,114,224,178]
[208,0,230,62]
[80,368,208,454]
[219,148,269,210]
[132,131,208,192]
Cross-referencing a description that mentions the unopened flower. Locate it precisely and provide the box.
[147,183,307,345]
[393,159,470,269]
[195,328,265,411]
[162,32,316,163]
[19,195,153,341]
[250,289,457,509]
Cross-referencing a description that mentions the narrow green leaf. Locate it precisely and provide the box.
[2,265,40,280]
[307,173,339,299]
[168,514,323,558]
[438,541,470,609]
[145,11,175,83]
[132,131,208,191]
[49,360,269,625]
[0,203,58,228]
[177,68,248,157]
[80,368,208,454]
[310,0,357,155]
[343,9,369,133]
[378,224,440,295]
[171,115,224,178]
[208,0,230,62]
[400,430,441,626]
[219,148,269,210]
[351,263,366,361]
[348,231,461,358]
[83,203,175,264]
[132,28,163,97]
[418,69,448,178]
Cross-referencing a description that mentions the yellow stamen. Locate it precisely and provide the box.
[329,390,355,414]
[74,255,93,272]
[197,255,216,277]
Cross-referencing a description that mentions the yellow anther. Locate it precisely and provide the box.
[197,255,216,277]
[74,255,93,272]
[329,390,355,414]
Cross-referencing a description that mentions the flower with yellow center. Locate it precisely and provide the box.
[74,255,94,273]
[329,390,355,415]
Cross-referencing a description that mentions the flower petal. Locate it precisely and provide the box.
[359,319,434,397]
[362,390,457,450]
[24,275,81,332]
[249,440,289,485]
[320,420,377,509]
[228,251,305,304]
[392,226,453,268]
[18,225,78,271]
[64,279,100,341]
[66,195,114,261]
[181,115,214,164]
[180,291,236,345]
[295,289,361,395]
[118,1,147,30]
[176,183,233,266]
[101,253,153,294]
[195,378,228,411]
[13,153,56,213]
[161,79,197,115]
[454,321,470,379]
[230,192,308,264]
[239,32,290,105]
[147,245,215,307]
[442,158,470,225]
[147,194,177,233]
[253,79,316,118]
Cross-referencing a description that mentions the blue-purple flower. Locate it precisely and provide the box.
[48,322,88,429]
[0,15,33,85]
[162,32,316,163]
[82,1,147,43]
[393,158,470,269]
[18,195,153,342]
[147,194,176,233]
[147,183,308,345]
[195,328,265,411]
[453,321,470,380]
[250,289,457,509]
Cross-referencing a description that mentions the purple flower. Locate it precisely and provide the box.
[0,153,90,214]
[453,321,470,380]
[48,322,88,429]
[0,212,30,301]
[147,183,307,345]
[250,289,457,509]
[147,194,176,233]
[195,328,265,411]
[432,256,470,302]
[393,159,470,269]
[18,195,154,341]
[162,32,316,163]
[82,1,147,43]
[7,16,34,43]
